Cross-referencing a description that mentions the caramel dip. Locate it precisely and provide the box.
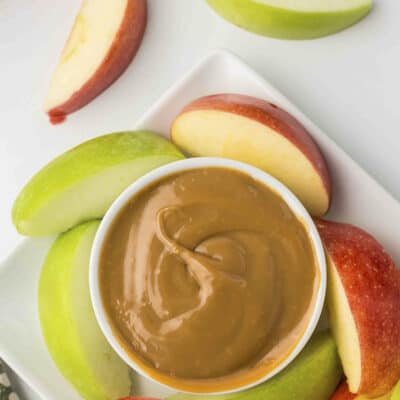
[99,167,319,392]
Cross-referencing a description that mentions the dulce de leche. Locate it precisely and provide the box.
[99,167,319,391]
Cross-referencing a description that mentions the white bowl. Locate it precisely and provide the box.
[89,157,327,395]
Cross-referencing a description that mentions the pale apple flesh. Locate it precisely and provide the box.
[167,331,342,400]
[39,221,131,400]
[327,255,362,393]
[206,0,372,40]
[392,381,400,400]
[171,94,331,216]
[316,219,400,397]
[12,131,184,236]
[44,0,147,123]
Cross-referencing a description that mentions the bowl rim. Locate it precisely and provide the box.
[89,156,327,395]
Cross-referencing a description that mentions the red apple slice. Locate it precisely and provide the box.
[331,382,357,400]
[44,0,147,124]
[171,94,331,216]
[316,219,400,397]
[331,381,392,400]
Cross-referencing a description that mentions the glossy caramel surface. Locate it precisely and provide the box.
[99,167,318,389]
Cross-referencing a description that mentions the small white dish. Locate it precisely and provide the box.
[1,50,400,400]
[89,157,327,395]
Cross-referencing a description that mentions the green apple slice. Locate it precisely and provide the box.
[206,0,372,39]
[12,131,184,236]
[39,220,130,400]
[168,331,342,400]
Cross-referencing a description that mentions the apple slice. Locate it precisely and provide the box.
[331,381,392,400]
[316,219,400,397]
[171,93,331,216]
[206,0,372,40]
[12,131,184,236]
[331,382,357,400]
[392,381,400,400]
[44,0,147,124]
[39,221,130,400]
[167,331,342,400]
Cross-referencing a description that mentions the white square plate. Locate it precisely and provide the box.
[1,50,399,400]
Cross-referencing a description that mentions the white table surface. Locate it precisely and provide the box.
[1,0,399,398]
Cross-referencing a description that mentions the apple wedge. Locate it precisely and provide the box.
[171,94,331,216]
[392,381,400,400]
[331,382,357,400]
[12,131,183,236]
[39,221,130,400]
[206,0,372,40]
[44,0,147,124]
[331,381,392,400]
[316,219,400,397]
[167,331,342,400]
